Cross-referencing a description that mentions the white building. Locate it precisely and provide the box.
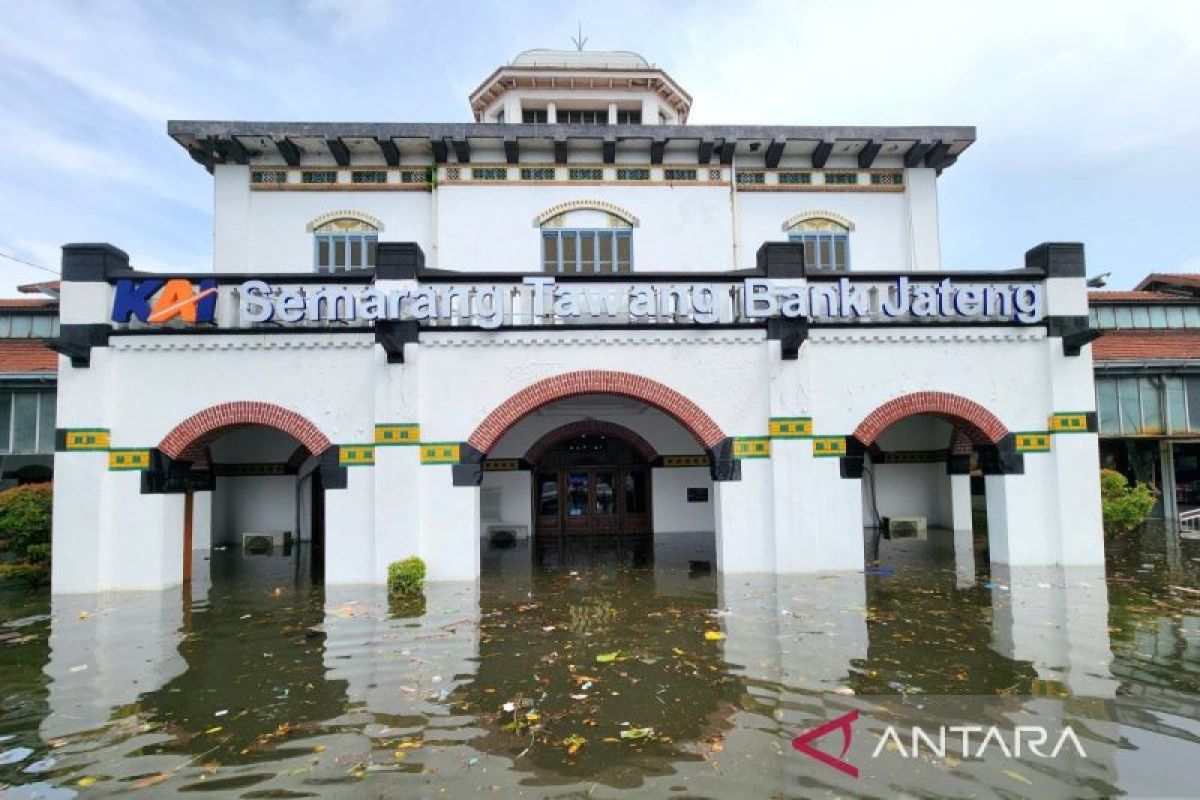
[50,48,1105,593]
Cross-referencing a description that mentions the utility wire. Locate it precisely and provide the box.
[0,250,60,276]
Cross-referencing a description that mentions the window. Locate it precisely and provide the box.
[664,168,697,181]
[0,390,55,454]
[824,171,859,185]
[471,167,507,181]
[0,314,57,339]
[542,230,632,274]
[736,171,765,185]
[615,168,649,181]
[787,217,851,271]
[616,109,641,124]
[351,170,387,184]
[250,170,287,185]
[560,109,607,125]
[569,168,603,181]
[778,171,812,185]
[522,108,548,124]
[301,170,338,184]
[313,218,378,272]
[520,167,556,181]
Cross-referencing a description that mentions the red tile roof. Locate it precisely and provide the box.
[1092,330,1200,362]
[1133,274,1200,292]
[0,340,58,373]
[17,281,60,297]
[0,298,57,309]
[1088,290,1183,303]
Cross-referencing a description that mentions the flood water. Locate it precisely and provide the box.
[2,527,1199,798]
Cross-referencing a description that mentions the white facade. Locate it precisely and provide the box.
[49,50,1104,593]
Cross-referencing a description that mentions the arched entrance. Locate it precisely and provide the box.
[472,373,727,572]
[528,422,654,564]
[850,392,1012,576]
[157,402,336,586]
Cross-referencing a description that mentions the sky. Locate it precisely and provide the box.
[0,0,1196,295]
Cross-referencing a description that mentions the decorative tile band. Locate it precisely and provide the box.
[1014,433,1052,453]
[482,459,523,471]
[375,423,420,446]
[1049,412,1095,434]
[108,449,151,471]
[62,429,111,451]
[769,417,813,438]
[339,445,376,466]
[420,442,461,465]
[732,437,771,459]
[660,454,711,468]
[812,437,848,458]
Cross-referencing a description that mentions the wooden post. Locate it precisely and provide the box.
[183,489,194,584]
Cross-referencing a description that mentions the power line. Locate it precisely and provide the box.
[0,250,60,276]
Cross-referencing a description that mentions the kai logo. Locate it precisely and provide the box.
[111,278,218,324]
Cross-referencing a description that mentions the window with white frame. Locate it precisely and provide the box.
[786,217,850,271]
[0,389,56,454]
[540,208,633,274]
[313,218,378,272]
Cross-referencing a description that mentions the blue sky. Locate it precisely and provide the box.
[0,0,1195,294]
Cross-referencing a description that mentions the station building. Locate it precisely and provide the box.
[49,49,1105,593]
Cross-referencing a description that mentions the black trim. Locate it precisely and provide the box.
[706,438,741,481]
[1025,242,1085,278]
[375,320,419,363]
[758,242,806,278]
[376,138,400,166]
[1046,315,1099,356]
[904,141,932,167]
[698,140,714,163]
[811,140,833,168]
[276,137,301,167]
[767,317,807,359]
[554,138,568,164]
[650,138,665,164]
[328,138,351,167]
[504,137,519,164]
[764,138,785,168]
[141,450,214,495]
[1083,411,1099,433]
[977,434,1024,475]
[602,138,616,164]
[376,242,424,279]
[317,446,347,489]
[452,138,470,164]
[61,243,130,281]
[839,437,867,479]
[50,324,110,367]
[946,454,972,475]
[718,140,736,165]
[452,442,485,487]
[858,140,882,168]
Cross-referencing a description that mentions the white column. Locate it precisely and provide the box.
[212,165,251,273]
[546,101,557,124]
[607,102,618,125]
[324,464,376,584]
[419,466,480,581]
[772,443,864,572]
[373,445,422,580]
[51,452,109,594]
[904,168,941,270]
[949,473,973,531]
[713,458,775,573]
[101,476,186,591]
[984,458,1059,565]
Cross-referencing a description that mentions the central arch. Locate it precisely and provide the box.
[468,370,727,455]
[853,391,1009,447]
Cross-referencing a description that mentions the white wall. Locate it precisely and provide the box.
[651,467,713,533]
[862,416,955,529]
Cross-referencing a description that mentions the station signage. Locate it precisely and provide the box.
[108,275,1046,328]
[237,276,1045,327]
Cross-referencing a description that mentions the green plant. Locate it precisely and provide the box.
[387,556,426,597]
[0,562,49,586]
[0,482,52,564]
[1100,469,1156,532]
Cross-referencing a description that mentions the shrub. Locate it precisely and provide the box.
[0,562,49,586]
[1100,469,1156,533]
[387,556,426,597]
[0,482,52,564]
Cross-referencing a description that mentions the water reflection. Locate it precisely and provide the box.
[0,527,1197,796]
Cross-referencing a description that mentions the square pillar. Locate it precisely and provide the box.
[418,466,480,581]
[984,458,1059,566]
[373,445,422,582]
[772,442,864,572]
[713,458,775,573]
[324,465,376,585]
[51,452,109,594]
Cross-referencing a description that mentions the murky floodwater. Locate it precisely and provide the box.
[2,526,1199,798]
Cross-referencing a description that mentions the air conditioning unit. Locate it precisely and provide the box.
[888,517,927,539]
[486,524,529,547]
[242,530,293,554]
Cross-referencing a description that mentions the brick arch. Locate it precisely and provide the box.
[159,401,333,462]
[468,370,726,455]
[524,420,658,464]
[853,391,1008,447]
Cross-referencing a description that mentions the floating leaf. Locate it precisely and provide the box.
[620,727,654,740]
[703,631,725,641]
[0,747,33,765]
[1003,769,1032,785]
[596,652,618,663]
[131,772,170,790]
